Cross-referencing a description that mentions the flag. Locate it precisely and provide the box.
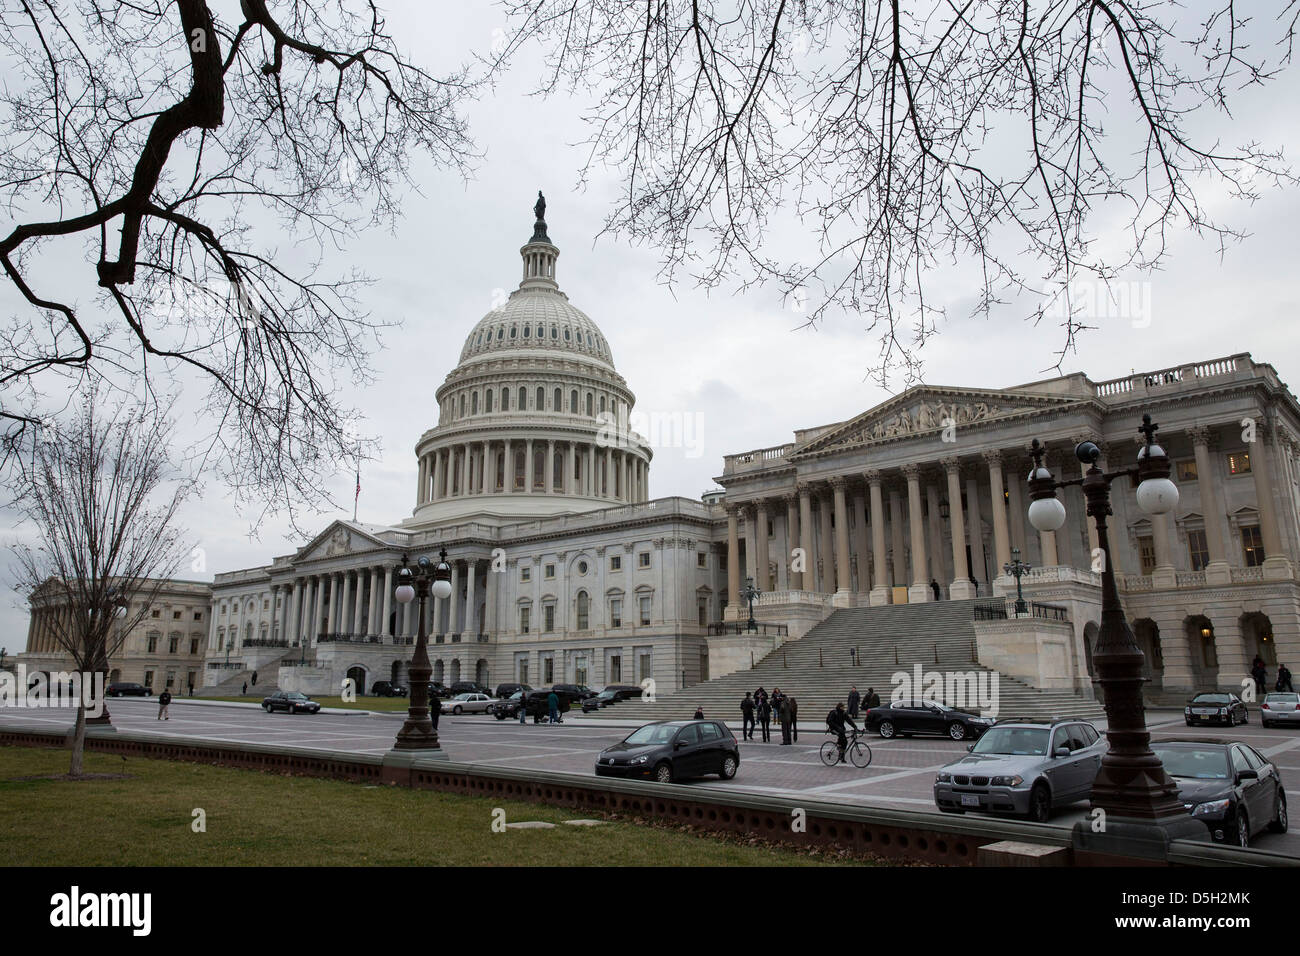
[354,469,360,520]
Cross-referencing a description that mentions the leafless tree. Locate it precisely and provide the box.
[0,1,481,526]
[9,389,191,776]
[503,0,1299,383]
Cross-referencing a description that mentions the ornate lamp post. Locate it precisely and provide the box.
[391,549,453,752]
[739,576,761,633]
[1002,548,1032,617]
[1026,415,1205,855]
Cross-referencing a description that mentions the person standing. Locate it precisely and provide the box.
[1278,664,1295,693]
[518,692,528,724]
[863,687,881,709]
[547,690,560,725]
[693,705,704,720]
[778,695,793,745]
[789,695,798,742]
[847,685,861,719]
[241,681,248,696]
[430,691,441,730]
[757,694,772,743]
[740,693,756,740]
[1252,658,1267,698]
[930,579,941,601]
[157,688,172,721]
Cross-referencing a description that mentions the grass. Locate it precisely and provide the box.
[0,746,868,866]
[196,694,412,712]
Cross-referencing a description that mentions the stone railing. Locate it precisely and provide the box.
[1232,566,1265,583]
[707,621,789,637]
[1121,574,1153,592]
[722,443,796,474]
[757,589,834,608]
[1021,566,1101,587]
[316,633,384,645]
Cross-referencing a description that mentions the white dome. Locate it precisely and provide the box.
[458,287,615,369]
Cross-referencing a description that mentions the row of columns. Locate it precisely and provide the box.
[416,440,647,505]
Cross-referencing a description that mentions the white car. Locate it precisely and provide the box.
[441,692,494,715]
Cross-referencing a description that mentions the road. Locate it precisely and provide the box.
[3,697,1298,856]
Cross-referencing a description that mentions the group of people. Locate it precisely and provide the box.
[1252,656,1294,695]
[738,687,800,744]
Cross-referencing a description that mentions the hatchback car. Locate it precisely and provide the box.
[262,690,320,714]
[441,692,494,715]
[106,682,151,697]
[1185,692,1249,727]
[596,720,739,783]
[866,699,994,740]
[1260,692,1300,728]
[1151,738,1287,847]
[934,718,1105,822]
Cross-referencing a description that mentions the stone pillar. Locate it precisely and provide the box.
[985,451,1013,576]
[888,486,906,589]
[587,444,596,496]
[1039,529,1059,567]
[285,581,300,645]
[903,465,929,602]
[799,484,815,592]
[784,493,801,590]
[381,567,393,637]
[366,568,379,633]
[926,480,946,591]
[312,576,325,645]
[341,573,354,635]
[1007,463,1027,555]
[566,442,576,495]
[943,458,974,599]
[1151,511,1178,589]
[965,473,985,589]
[449,561,461,635]
[818,489,835,595]
[353,572,367,633]
[852,488,869,593]
[1252,422,1293,579]
[482,440,491,495]
[726,506,741,612]
[524,439,534,494]
[417,456,428,505]
[1190,426,1231,584]
[743,506,758,584]
[465,560,478,637]
[754,498,771,591]
[867,471,890,605]
[545,439,555,493]
[831,477,853,605]
[603,448,612,498]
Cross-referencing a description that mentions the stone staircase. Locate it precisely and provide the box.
[587,599,1105,723]
[197,647,303,697]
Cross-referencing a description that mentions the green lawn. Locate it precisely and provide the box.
[196,694,412,712]
[0,746,860,866]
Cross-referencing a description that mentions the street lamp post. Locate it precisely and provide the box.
[391,549,453,753]
[739,576,760,633]
[1002,548,1032,617]
[1026,415,1206,856]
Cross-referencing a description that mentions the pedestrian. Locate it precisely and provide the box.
[241,681,248,696]
[863,686,881,709]
[789,695,798,742]
[757,695,772,743]
[847,685,861,719]
[1278,664,1294,692]
[930,578,940,601]
[547,690,560,724]
[740,692,756,740]
[251,670,258,686]
[755,685,767,709]
[1252,658,1267,697]
[693,705,704,720]
[518,692,528,724]
[826,702,859,763]
[431,692,441,729]
[779,696,792,745]
[771,686,784,718]
[158,688,172,720]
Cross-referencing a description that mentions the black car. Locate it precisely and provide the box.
[582,689,621,713]
[262,690,321,714]
[449,680,490,697]
[427,682,453,699]
[493,690,527,719]
[1151,738,1287,847]
[602,684,644,702]
[106,682,151,697]
[553,683,596,701]
[495,682,533,699]
[370,681,407,697]
[596,720,739,783]
[1185,692,1249,727]
[865,699,994,740]
[520,689,571,722]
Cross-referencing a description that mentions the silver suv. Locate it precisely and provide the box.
[933,717,1106,822]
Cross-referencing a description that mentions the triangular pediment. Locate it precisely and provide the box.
[296,520,393,562]
[794,386,1086,457]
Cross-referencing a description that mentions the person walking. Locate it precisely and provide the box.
[789,696,799,742]
[1252,658,1268,698]
[241,681,248,696]
[757,694,772,743]
[930,578,941,601]
[847,685,861,719]
[863,687,881,709]
[157,688,172,721]
[1277,664,1294,693]
[740,693,756,740]
[547,690,560,725]
[826,701,859,763]
[430,691,441,730]
[779,695,793,745]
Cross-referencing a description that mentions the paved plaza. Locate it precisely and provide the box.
[2,698,1297,855]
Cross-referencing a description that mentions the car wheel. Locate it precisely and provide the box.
[947,721,967,741]
[289,705,296,715]
[1236,811,1251,847]
[262,703,271,713]
[453,705,463,715]
[1270,792,1289,834]
[1185,719,1193,727]
[1027,783,1052,823]
[496,712,506,721]
[719,754,738,779]
[878,721,897,739]
[655,762,673,784]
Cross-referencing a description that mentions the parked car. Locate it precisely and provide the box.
[933,718,1106,822]
[582,689,621,713]
[441,692,495,715]
[494,682,533,699]
[866,699,994,740]
[602,684,644,702]
[1260,692,1300,728]
[520,689,571,722]
[1151,738,1287,846]
[370,681,407,697]
[595,719,740,783]
[1185,692,1249,727]
[492,691,527,719]
[427,681,453,699]
[553,683,596,701]
[449,681,491,697]
[262,690,321,714]
[106,682,151,698]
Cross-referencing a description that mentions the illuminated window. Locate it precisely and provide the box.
[1242,525,1265,567]
[1187,529,1209,571]
[1137,535,1156,575]
[1226,452,1251,475]
[1176,460,1198,482]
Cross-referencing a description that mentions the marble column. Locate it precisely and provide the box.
[417,456,428,505]
[784,493,801,590]
[903,465,929,602]
[726,506,741,612]
[353,572,367,633]
[1189,426,1231,584]
[853,488,869,593]
[867,471,890,605]
[965,473,986,588]
[926,479,946,591]
[1251,422,1293,579]
[566,442,576,495]
[818,489,835,595]
[743,505,758,584]
[587,444,596,496]
[831,477,853,605]
[888,486,906,590]
[465,560,478,637]
[312,576,326,645]
[380,567,392,638]
[340,573,353,635]
[524,439,534,494]
[798,484,815,592]
[943,458,975,599]
[1007,464,1028,555]
[754,499,771,591]
[449,561,461,635]
[285,581,299,645]
[985,451,1013,575]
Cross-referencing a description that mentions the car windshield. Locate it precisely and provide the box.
[1152,746,1229,779]
[598,691,617,699]
[623,724,679,746]
[287,692,307,700]
[1192,694,1231,705]
[1266,693,1299,703]
[455,693,472,700]
[971,727,1049,756]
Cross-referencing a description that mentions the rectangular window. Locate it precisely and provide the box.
[143,670,154,690]
[544,564,555,579]
[147,634,158,653]
[638,552,651,568]
[168,636,179,654]
[609,655,622,683]
[1187,529,1209,572]
[543,657,554,683]
[609,555,621,571]
[698,598,708,626]
[519,607,531,633]
[610,599,622,628]
[1243,525,1266,567]
[1137,535,1156,576]
[189,638,200,655]
[639,595,652,626]
[1176,460,1198,482]
[697,552,707,568]
[151,609,160,618]
[520,566,531,582]
[544,604,555,633]
[193,611,203,622]
[173,610,181,620]
[1227,451,1252,475]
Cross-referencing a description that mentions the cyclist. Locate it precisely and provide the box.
[825,701,859,764]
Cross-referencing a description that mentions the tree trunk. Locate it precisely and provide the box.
[69,704,86,777]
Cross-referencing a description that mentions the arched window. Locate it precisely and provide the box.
[497,327,504,341]
[514,449,526,490]
[553,387,561,410]
[523,325,531,338]
[576,591,590,630]
[599,395,606,414]
[564,328,571,341]
[471,391,478,414]
[553,450,564,490]
[501,389,509,411]
[485,389,494,413]
[586,393,593,416]
[459,394,465,417]
[518,387,526,409]
[495,452,505,491]
[551,326,558,339]
[510,325,517,339]
[533,447,546,490]
[570,389,578,412]
[536,386,544,409]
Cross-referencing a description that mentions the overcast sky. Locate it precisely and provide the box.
[5,1,1300,652]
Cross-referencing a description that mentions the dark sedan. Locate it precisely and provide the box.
[1184,692,1249,727]
[370,681,407,697]
[107,682,151,697]
[582,689,621,713]
[1151,738,1286,847]
[595,719,739,783]
[262,690,321,714]
[865,699,994,740]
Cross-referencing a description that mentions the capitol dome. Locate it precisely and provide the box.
[408,194,652,525]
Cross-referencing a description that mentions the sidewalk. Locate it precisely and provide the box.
[137,697,373,717]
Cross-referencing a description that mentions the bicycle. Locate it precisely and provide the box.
[820,727,872,768]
